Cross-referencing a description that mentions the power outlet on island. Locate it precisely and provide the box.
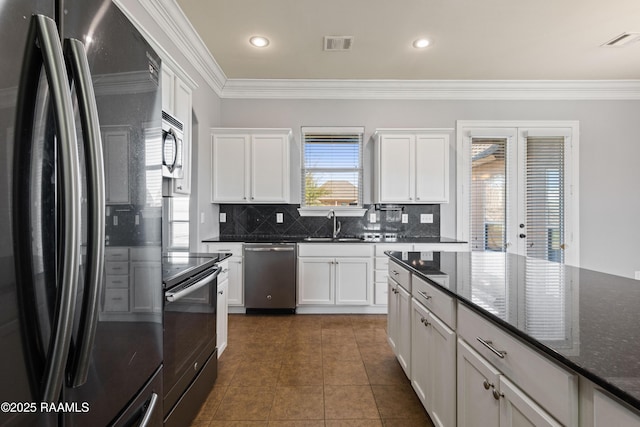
[420,213,433,224]
[276,213,284,223]
[401,214,409,223]
[219,213,226,223]
[369,213,377,223]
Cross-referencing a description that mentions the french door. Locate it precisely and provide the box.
[458,122,578,266]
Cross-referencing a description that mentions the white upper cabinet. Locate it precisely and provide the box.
[161,64,193,195]
[211,128,291,203]
[374,129,451,204]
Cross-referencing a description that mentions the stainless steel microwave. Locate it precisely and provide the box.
[162,110,184,179]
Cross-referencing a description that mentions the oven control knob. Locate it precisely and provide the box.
[266,295,272,300]
[194,362,198,371]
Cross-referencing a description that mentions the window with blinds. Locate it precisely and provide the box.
[525,137,564,262]
[470,138,507,252]
[167,196,189,250]
[301,127,363,207]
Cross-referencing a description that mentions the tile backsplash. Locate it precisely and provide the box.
[219,204,440,238]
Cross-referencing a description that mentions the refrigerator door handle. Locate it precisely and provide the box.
[138,392,159,427]
[63,38,105,388]
[15,14,82,403]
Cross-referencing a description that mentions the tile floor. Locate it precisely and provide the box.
[191,314,435,427]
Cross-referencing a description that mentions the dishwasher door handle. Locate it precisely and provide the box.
[245,247,295,252]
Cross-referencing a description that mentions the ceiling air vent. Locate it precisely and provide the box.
[602,32,640,47]
[324,36,353,51]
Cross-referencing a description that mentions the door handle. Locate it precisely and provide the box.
[138,392,159,427]
[14,14,82,402]
[64,38,105,388]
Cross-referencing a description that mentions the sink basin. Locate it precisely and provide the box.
[303,237,333,242]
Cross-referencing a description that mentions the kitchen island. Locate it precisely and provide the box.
[386,250,640,426]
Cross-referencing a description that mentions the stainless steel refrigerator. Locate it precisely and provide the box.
[1,0,163,425]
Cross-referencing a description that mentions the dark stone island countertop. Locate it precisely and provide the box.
[386,250,640,412]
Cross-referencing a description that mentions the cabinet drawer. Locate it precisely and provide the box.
[298,243,373,257]
[458,303,578,426]
[206,243,243,257]
[106,275,129,289]
[105,261,129,275]
[374,281,388,305]
[104,289,129,312]
[105,247,129,261]
[388,260,411,292]
[374,244,413,256]
[412,275,455,328]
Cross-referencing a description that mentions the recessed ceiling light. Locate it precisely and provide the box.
[249,36,269,48]
[413,38,430,49]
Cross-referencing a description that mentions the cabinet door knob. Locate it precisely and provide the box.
[218,291,224,295]
[483,379,491,390]
[492,389,503,400]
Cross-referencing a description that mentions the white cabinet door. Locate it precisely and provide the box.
[594,389,640,427]
[217,278,228,357]
[500,376,562,427]
[396,285,412,377]
[298,257,334,305]
[172,78,192,195]
[415,135,449,203]
[250,134,289,202]
[227,256,244,306]
[131,261,162,313]
[211,134,249,202]
[457,339,501,427]
[103,129,129,204]
[161,65,175,114]
[335,257,371,305]
[411,298,430,404]
[427,311,456,427]
[378,134,413,203]
[387,279,399,353]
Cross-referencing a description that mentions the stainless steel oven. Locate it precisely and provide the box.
[162,254,221,427]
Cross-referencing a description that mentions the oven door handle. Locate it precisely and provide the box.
[165,266,222,303]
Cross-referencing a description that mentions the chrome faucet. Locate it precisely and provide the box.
[327,209,341,239]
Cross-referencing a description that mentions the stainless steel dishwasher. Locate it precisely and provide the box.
[243,243,297,313]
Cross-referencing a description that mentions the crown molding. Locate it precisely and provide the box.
[221,79,640,100]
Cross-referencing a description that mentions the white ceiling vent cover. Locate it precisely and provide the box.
[602,32,640,47]
[324,36,354,51]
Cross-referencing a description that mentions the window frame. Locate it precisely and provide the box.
[164,196,190,251]
[298,126,367,217]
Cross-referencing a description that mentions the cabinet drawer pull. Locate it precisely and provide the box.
[417,290,432,300]
[492,389,503,400]
[483,379,491,390]
[218,291,224,295]
[420,317,430,327]
[476,337,507,359]
[391,270,399,276]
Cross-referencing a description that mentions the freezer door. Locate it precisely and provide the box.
[61,0,163,426]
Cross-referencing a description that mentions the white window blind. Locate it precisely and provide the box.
[301,128,363,207]
[470,138,508,252]
[525,136,565,262]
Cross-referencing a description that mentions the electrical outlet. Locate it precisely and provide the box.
[134,215,139,225]
[369,213,377,223]
[113,215,118,226]
[401,214,409,223]
[219,213,226,223]
[200,212,205,224]
[420,213,433,224]
[635,271,640,280]
[276,213,284,223]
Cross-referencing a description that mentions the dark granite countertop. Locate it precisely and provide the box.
[202,235,466,244]
[386,250,640,412]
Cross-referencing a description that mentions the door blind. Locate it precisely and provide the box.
[301,130,363,207]
[470,138,507,252]
[525,137,564,262]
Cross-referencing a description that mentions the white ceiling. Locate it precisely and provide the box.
[175,0,640,80]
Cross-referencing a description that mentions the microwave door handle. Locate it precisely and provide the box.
[165,267,222,302]
[63,38,105,388]
[14,15,82,403]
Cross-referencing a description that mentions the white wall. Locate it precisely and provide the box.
[118,0,223,250]
[220,98,640,278]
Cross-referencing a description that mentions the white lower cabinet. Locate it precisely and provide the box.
[412,298,456,427]
[387,278,411,376]
[298,257,371,305]
[593,388,640,427]
[205,243,244,307]
[216,272,229,357]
